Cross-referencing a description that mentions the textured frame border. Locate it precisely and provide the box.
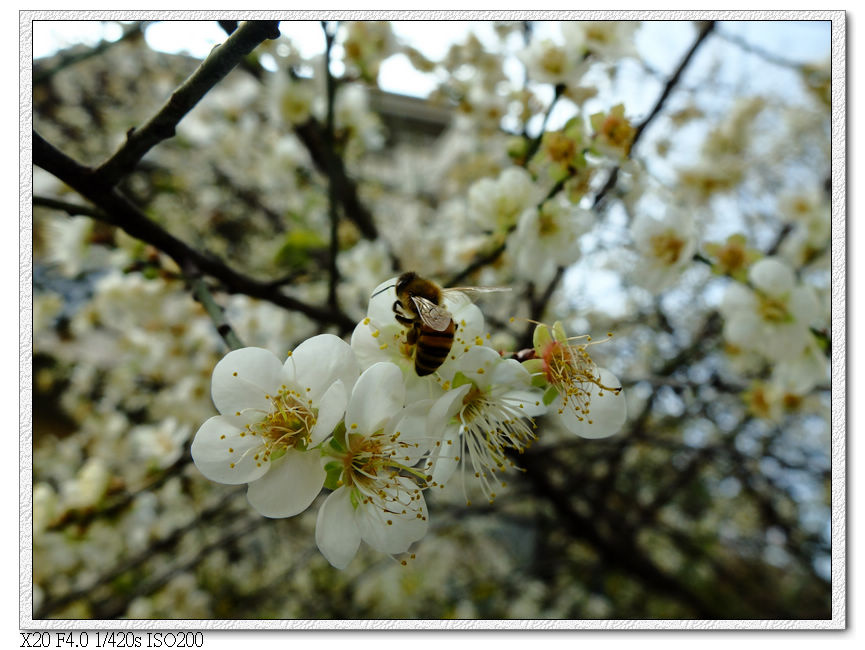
[19,9,847,631]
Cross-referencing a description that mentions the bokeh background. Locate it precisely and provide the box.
[30,18,833,619]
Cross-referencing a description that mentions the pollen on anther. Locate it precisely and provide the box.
[230,463,235,468]
[235,411,241,416]
[228,447,234,452]
[232,371,238,376]
[220,434,226,439]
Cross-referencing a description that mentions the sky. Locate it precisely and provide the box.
[32,19,830,102]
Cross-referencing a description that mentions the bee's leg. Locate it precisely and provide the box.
[394,313,415,327]
[405,326,419,346]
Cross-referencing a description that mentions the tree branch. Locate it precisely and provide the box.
[95,20,281,186]
[34,130,355,332]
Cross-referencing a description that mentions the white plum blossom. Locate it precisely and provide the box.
[315,362,441,569]
[467,167,540,233]
[630,209,698,292]
[561,21,641,61]
[719,257,822,362]
[191,336,359,518]
[524,322,627,439]
[518,37,586,86]
[512,196,594,282]
[431,346,546,503]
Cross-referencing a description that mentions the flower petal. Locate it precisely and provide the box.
[430,423,461,486]
[366,276,400,324]
[556,368,627,439]
[350,320,407,371]
[345,362,405,433]
[246,450,325,518]
[455,345,501,388]
[284,334,360,403]
[211,348,284,422]
[315,487,361,570]
[190,416,268,485]
[356,478,428,554]
[309,379,348,446]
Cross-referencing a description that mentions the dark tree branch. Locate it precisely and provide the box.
[322,21,341,311]
[95,20,281,186]
[34,130,355,332]
[293,118,379,240]
[33,195,106,220]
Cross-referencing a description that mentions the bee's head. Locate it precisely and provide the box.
[395,271,417,295]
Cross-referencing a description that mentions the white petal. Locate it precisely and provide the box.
[491,356,532,387]
[356,480,428,554]
[284,334,359,403]
[345,362,405,433]
[190,416,269,485]
[211,348,284,422]
[387,400,435,466]
[428,385,471,439]
[556,368,627,439]
[749,258,794,297]
[246,450,325,518]
[455,345,501,388]
[350,320,407,371]
[366,276,400,324]
[430,423,461,486]
[449,302,485,344]
[315,487,361,570]
[309,380,348,446]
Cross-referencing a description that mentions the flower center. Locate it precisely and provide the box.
[541,339,620,424]
[341,431,427,521]
[248,389,317,462]
[757,294,791,323]
[541,47,566,76]
[650,232,686,266]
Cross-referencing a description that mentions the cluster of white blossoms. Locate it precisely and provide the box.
[191,275,627,569]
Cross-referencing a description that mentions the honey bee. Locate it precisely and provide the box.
[374,272,509,376]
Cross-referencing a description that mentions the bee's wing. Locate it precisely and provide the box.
[442,286,511,306]
[411,296,453,331]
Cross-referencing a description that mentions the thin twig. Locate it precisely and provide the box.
[95,20,281,186]
[186,264,246,350]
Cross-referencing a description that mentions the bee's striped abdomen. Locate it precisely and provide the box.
[414,320,455,376]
